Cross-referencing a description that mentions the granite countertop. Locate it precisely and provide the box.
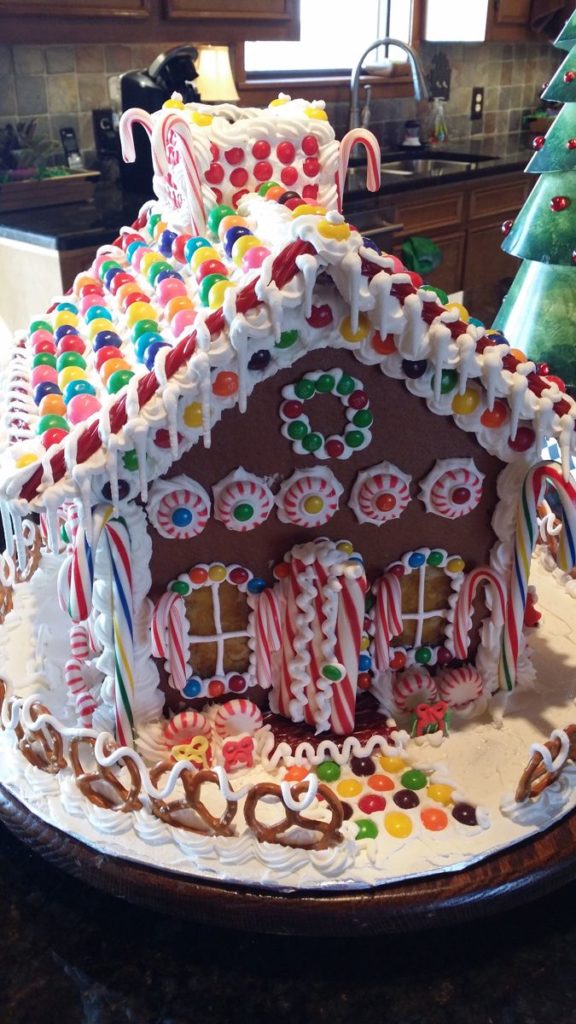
[0,135,533,254]
[1,820,575,1023]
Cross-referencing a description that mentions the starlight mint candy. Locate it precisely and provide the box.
[0,90,575,902]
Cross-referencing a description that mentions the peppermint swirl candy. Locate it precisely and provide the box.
[276,467,343,527]
[148,475,210,540]
[350,461,412,525]
[419,459,485,520]
[213,469,274,533]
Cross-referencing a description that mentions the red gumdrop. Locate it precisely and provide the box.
[302,184,319,200]
[171,234,193,263]
[230,167,248,187]
[325,438,345,458]
[281,166,299,187]
[225,147,244,165]
[277,141,296,164]
[253,161,274,182]
[306,304,333,328]
[206,162,224,184]
[508,426,535,452]
[196,259,227,282]
[252,140,271,159]
[303,157,320,177]
[302,134,319,156]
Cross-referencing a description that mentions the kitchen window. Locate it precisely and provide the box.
[244,0,414,78]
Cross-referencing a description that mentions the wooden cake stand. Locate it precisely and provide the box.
[1,781,576,935]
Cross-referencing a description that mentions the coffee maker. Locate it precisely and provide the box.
[119,45,201,195]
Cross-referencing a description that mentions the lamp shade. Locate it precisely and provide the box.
[195,46,239,103]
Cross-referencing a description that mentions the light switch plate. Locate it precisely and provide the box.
[470,87,484,120]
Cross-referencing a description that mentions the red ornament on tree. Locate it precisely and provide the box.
[533,135,546,149]
[564,70,576,82]
[550,195,571,211]
[501,219,513,236]
[567,138,576,149]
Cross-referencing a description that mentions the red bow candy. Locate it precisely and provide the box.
[413,701,450,738]
[222,734,255,773]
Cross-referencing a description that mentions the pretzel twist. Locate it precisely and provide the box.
[70,735,143,811]
[149,764,237,836]
[244,781,344,850]
[15,702,67,774]
[515,724,576,802]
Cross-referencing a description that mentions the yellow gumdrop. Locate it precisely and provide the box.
[291,204,326,218]
[15,452,38,468]
[88,317,116,340]
[153,220,168,240]
[58,366,87,388]
[303,495,324,515]
[384,811,412,839]
[306,107,328,120]
[232,235,261,265]
[163,97,185,109]
[446,557,465,574]
[340,313,370,344]
[269,96,289,107]
[445,302,469,323]
[140,251,163,273]
[191,111,213,126]
[379,755,406,774]
[190,246,219,271]
[361,635,370,651]
[451,387,480,415]
[54,310,78,328]
[125,302,157,327]
[318,219,351,241]
[183,401,203,428]
[336,541,354,555]
[427,783,454,806]
[209,564,227,582]
[336,778,363,798]
[208,279,234,309]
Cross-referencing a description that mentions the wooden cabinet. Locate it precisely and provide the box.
[382,170,531,324]
[485,0,536,41]
[0,0,299,43]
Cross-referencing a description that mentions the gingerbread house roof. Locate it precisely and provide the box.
[1,98,575,554]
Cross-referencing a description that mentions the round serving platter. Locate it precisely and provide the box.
[1,782,576,936]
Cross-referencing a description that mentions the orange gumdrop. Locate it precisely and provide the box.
[264,186,285,202]
[371,331,396,355]
[284,765,309,782]
[212,371,238,397]
[39,394,67,417]
[165,296,194,321]
[189,567,209,585]
[101,357,130,384]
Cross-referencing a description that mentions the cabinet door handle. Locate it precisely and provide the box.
[361,222,404,237]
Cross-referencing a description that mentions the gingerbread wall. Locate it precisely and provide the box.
[147,347,503,595]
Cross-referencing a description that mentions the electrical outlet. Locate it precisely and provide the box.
[470,86,484,120]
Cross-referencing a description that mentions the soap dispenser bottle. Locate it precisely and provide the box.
[430,97,448,144]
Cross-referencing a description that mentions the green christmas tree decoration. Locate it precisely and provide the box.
[493,8,576,390]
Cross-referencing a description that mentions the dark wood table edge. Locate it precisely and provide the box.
[1,781,575,936]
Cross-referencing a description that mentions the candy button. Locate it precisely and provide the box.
[41,427,68,448]
[340,314,370,343]
[446,557,465,574]
[368,774,395,792]
[336,778,363,798]
[38,394,67,417]
[101,357,131,384]
[32,366,59,388]
[452,802,478,826]
[212,371,238,397]
[384,811,412,838]
[379,756,406,774]
[126,302,157,327]
[452,387,480,415]
[208,564,227,582]
[480,400,508,428]
[54,310,78,328]
[56,351,86,371]
[252,140,271,159]
[229,167,249,187]
[281,167,299,187]
[393,789,420,809]
[232,235,261,265]
[122,450,139,471]
[303,156,320,176]
[427,783,454,806]
[67,394,102,423]
[254,161,274,182]
[302,134,319,156]
[63,380,96,404]
[316,760,341,783]
[183,678,202,698]
[32,352,57,368]
[400,769,427,791]
[358,793,386,814]
[190,246,220,271]
[183,402,203,428]
[58,366,87,389]
[421,807,448,831]
[355,818,378,840]
[350,756,375,777]
[37,413,69,435]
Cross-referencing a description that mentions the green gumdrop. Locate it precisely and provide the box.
[316,760,341,783]
[355,818,379,840]
[277,329,299,349]
[400,769,428,791]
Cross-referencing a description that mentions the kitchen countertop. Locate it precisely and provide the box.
[0,135,533,253]
[1,818,576,1024]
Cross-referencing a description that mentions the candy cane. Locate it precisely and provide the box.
[119,108,158,171]
[157,112,208,235]
[372,572,403,672]
[57,554,72,614]
[151,590,188,692]
[329,568,367,734]
[104,517,135,746]
[70,623,90,662]
[65,658,96,727]
[336,128,381,212]
[499,460,576,691]
[453,567,506,660]
[254,587,282,691]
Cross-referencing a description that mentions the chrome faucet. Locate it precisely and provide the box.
[349,39,431,131]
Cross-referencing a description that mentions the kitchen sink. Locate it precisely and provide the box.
[346,151,497,188]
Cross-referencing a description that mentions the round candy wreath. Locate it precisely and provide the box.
[279,368,373,460]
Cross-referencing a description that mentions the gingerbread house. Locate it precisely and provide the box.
[1,97,575,756]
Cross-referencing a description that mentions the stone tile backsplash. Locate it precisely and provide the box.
[0,37,559,171]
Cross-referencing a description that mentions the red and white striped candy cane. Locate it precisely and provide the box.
[453,567,506,660]
[336,128,381,212]
[278,554,314,721]
[151,590,188,692]
[328,567,367,734]
[373,572,403,672]
[158,112,208,235]
[254,587,282,691]
[65,658,96,727]
[119,108,159,172]
[57,554,72,614]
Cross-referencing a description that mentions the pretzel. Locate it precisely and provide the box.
[149,764,238,836]
[515,724,576,802]
[70,735,143,811]
[15,523,42,583]
[15,702,67,774]
[244,781,344,850]
[0,582,13,626]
